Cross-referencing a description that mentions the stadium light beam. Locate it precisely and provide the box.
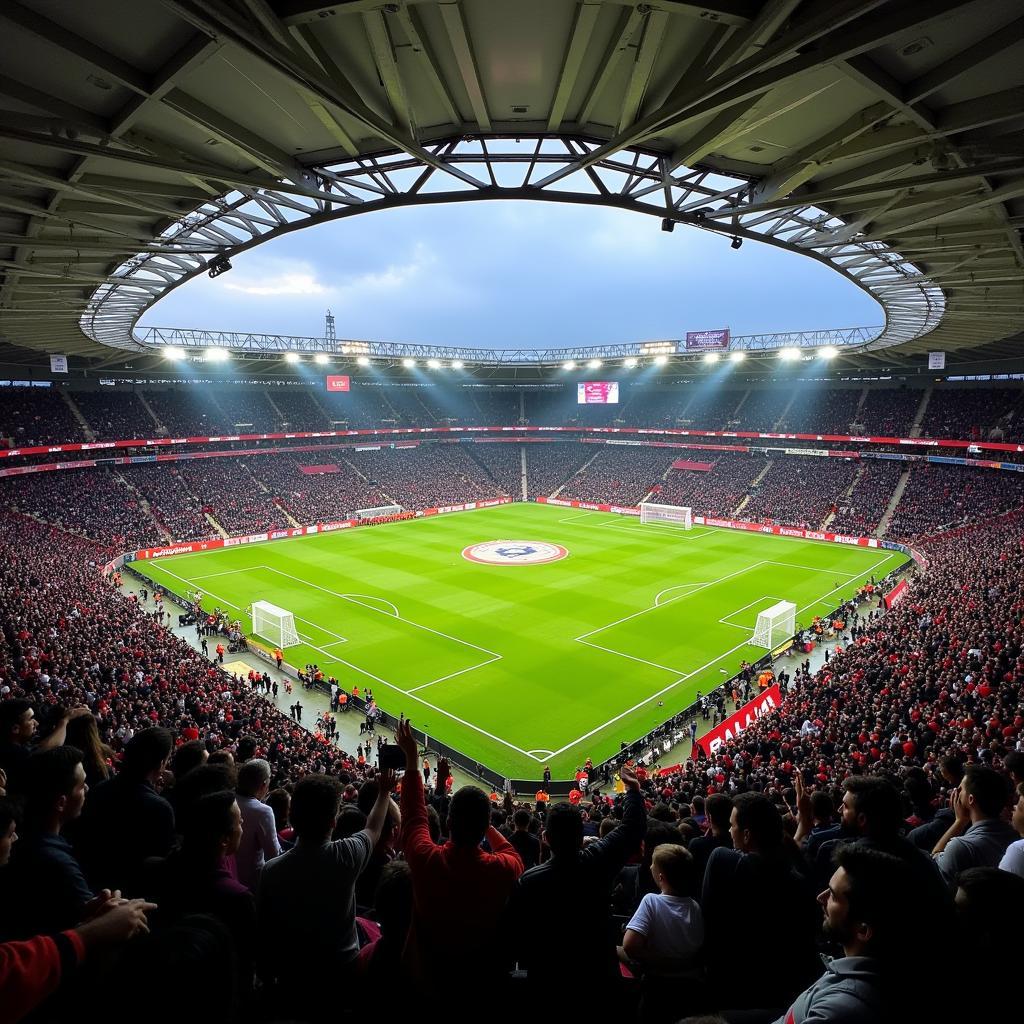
[285,352,301,363]
[451,360,464,370]
[624,357,638,368]
[563,360,576,370]
[427,358,441,369]
[654,354,668,366]
[402,358,416,368]
[313,353,329,365]
[357,355,370,366]
[729,350,746,363]
[205,347,230,361]
[704,352,720,364]
[819,346,839,359]
[163,346,185,360]
[778,347,801,361]
[587,359,602,369]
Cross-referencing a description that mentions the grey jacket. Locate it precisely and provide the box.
[773,957,886,1024]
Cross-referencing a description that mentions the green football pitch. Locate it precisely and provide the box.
[134,502,906,780]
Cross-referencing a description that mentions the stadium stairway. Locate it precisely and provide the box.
[551,447,602,498]
[115,469,171,542]
[909,386,934,438]
[135,391,164,432]
[61,390,95,441]
[877,468,913,537]
[204,512,228,538]
[771,388,800,432]
[822,464,865,529]
[263,391,288,430]
[733,457,775,516]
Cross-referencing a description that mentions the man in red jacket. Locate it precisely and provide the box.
[395,720,522,987]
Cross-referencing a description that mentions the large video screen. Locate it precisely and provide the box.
[325,375,350,392]
[577,381,619,404]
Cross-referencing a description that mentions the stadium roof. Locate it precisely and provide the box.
[0,0,1021,370]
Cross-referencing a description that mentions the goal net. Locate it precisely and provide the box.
[251,600,300,648]
[355,504,403,520]
[639,502,692,529]
[753,601,797,649]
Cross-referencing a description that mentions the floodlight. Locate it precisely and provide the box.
[163,346,185,359]
[778,347,800,361]
[563,360,576,370]
[704,352,720,364]
[819,346,839,359]
[451,360,464,369]
[729,350,746,363]
[730,236,742,250]
[654,354,668,366]
[427,358,441,369]
[587,359,602,369]
[313,353,329,364]
[285,352,300,363]
[402,358,415,368]
[624,357,638,368]
[205,348,230,361]
[357,356,370,366]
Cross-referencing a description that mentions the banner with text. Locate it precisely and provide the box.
[698,684,782,755]
[685,329,730,352]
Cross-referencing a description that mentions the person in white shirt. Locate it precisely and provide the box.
[235,757,281,892]
[618,843,703,970]
[998,782,1024,878]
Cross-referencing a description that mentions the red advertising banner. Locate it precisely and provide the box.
[325,375,350,392]
[883,578,909,609]
[671,460,714,471]
[685,329,730,351]
[698,684,783,755]
[299,464,340,474]
[131,498,512,561]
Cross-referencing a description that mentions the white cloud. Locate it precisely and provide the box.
[330,242,438,306]
[224,269,329,296]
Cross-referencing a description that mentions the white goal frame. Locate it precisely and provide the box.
[639,502,692,529]
[355,503,403,520]
[753,600,797,650]
[251,600,300,649]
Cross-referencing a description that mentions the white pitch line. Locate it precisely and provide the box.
[719,595,782,629]
[576,559,770,641]
[406,654,503,693]
[764,560,859,577]
[549,550,901,761]
[653,583,705,606]
[188,568,261,580]
[259,566,501,661]
[577,638,686,675]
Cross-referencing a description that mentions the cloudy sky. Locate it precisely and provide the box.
[140,201,882,348]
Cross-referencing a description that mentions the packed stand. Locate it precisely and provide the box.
[123,464,219,543]
[918,386,1023,442]
[733,388,790,431]
[656,452,767,517]
[829,460,905,536]
[348,445,498,509]
[558,445,673,505]
[524,442,594,497]
[0,469,161,553]
[171,460,290,535]
[469,388,521,424]
[679,388,744,430]
[0,389,85,447]
[886,462,1024,539]
[72,392,158,441]
[213,392,279,433]
[742,457,861,529]
[319,384,398,428]
[469,443,522,498]
[145,390,230,437]
[269,390,329,432]
[780,387,863,435]
[855,387,920,437]
[250,455,388,524]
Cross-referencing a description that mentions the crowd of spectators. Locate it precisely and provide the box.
[268,390,329,432]
[678,389,744,430]
[0,469,163,553]
[319,385,396,427]
[144,390,229,438]
[855,387,920,437]
[0,389,84,447]
[734,388,790,432]
[72,393,157,440]
[348,445,500,508]
[251,456,388,524]
[126,465,211,543]
[559,446,673,505]
[741,457,860,529]
[469,443,522,497]
[2,496,1024,1021]
[918,386,1023,442]
[170,461,290,536]
[829,461,905,536]
[779,388,863,435]
[524,442,594,497]
[656,453,767,517]
[886,463,1024,539]
[213,393,279,433]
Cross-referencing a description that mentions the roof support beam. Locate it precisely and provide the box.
[363,10,413,134]
[618,10,668,132]
[548,2,602,132]
[577,5,648,126]
[437,2,491,130]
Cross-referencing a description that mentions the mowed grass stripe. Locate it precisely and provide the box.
[136,504,905,778]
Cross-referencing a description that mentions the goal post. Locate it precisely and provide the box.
[753,600,797,649]
[250,600,300,648]
[639,501,692,529]
[355,503,403,520]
